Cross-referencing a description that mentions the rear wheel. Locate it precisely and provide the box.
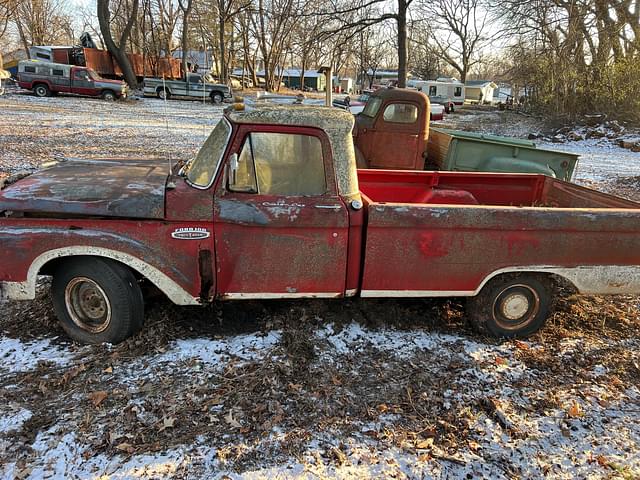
[52,257,144,344]
[466,275,552,338]
[102,90,116,101]
[211,92,224,104]
[157,88,170,100]
[34,84,50,97]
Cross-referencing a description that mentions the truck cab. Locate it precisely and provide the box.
[354,89,578,180]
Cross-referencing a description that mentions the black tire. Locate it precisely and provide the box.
[34,84,50,97]
[211,92,224,104]
[466,274,552,338]
[52,257,144,344]
[157,88,171,100]
[102,90,116,101]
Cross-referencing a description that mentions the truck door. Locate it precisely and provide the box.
[71,69,95,96]
[187,74,206,100]
[213,125,350,298]
[359,100,423,170]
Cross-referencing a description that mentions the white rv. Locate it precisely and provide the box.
[409,79,465,105]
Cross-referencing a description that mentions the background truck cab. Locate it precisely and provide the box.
[17,60,127,100]
[354,89,578,180]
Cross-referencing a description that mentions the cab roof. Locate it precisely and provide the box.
[371,88,429,107]
[225,102,354,134]
[225,103,359,198]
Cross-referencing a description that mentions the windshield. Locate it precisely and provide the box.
[88,69,102,81]
[185,118,232,188]
[361,96,382,117]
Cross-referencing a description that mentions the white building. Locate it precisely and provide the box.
[464,80,498,104]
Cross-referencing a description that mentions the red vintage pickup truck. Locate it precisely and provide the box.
[1,104,639,344]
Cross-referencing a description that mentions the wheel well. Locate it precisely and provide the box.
[33,82,49,89]
[210,90,223,97]
[479,271,577,295]
[32,251,197,305]
[156,86,169,93]
[39,255,141,281]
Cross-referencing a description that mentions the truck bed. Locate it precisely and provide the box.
[358,169,639,208]
[358,169,640,296]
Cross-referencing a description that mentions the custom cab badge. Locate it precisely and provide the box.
[171,227,211,240]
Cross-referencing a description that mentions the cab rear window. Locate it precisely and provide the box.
[382,103,418,123]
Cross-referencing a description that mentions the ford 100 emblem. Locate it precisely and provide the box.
[171,227,210,240]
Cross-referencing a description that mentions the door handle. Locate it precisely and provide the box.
[315,205,342,210]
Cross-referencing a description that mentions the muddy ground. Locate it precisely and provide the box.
[0,93,639,479]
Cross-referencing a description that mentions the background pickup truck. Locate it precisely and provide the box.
[143,73,232,104]
[354,89,579,180]
[17,60,127,101]
[1,104,639,344]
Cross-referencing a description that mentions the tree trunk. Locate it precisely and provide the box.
[396,0,407,88]
[97,0,139,87]
[179,0,193,76]
[219,10,226,82]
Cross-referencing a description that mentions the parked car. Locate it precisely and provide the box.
[143,73,231,104]
[354,88,578,178]
[430,102,445,120]
[17,60,127,100]
[1,103,639,344]
[429,94,455,113]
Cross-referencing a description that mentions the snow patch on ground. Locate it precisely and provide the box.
[0,335,74,372]
[0,408,32,433]
[156,331,281,366]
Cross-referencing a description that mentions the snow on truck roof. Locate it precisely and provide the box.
[226,103,359,197]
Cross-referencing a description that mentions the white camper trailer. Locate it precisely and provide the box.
[409,79,465,105]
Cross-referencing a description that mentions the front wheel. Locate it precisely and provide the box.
[34,84,50,97]
[102,90,116,101]
[211,92,223,104]
[466,275,552,338]
[52,257,144,344]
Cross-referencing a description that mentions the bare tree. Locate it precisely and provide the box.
[425,0,491,82]
[320,0,416,88]
[97,0,139,86]
[10,0,74,54]
[177,0,193,74]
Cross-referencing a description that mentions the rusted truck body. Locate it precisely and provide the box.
[354,89,578,180]
[1,104,639,344]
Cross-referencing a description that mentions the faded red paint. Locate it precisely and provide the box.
[2,107,640,308]
[354,89,430,170]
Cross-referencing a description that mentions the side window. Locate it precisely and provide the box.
[229,138,258,193]
[74,70,88,81]
[429,86,437,96]
[382,103,418,123]
[53,69,64,76]
[229,132,326,196]
[454,86,462,96]
[24,66,36,73]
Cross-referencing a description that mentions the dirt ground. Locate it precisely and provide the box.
[0,93,639,479]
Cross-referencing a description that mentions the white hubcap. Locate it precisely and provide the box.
[501,293,530,320]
